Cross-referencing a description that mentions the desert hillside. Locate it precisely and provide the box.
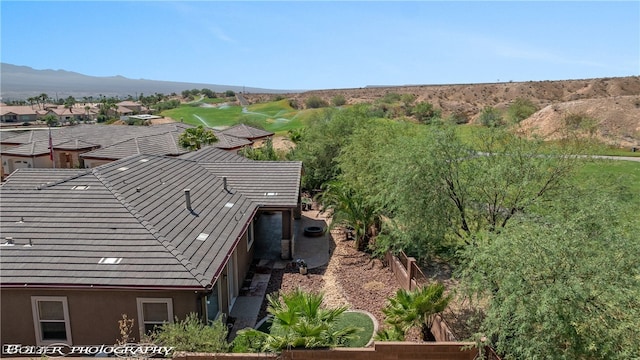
[244,76,640,147]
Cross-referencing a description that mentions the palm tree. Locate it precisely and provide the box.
[235,288,361,352]
[178,125,218,151]
[379,283,451,341]
[316,181,381,251]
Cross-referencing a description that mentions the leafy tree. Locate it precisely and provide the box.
[292,104,373,189]
[339,124,577,260]
[201,88,216,98]
[506,98,537,123]
[478,106,504,127]
[178,125,218,151]
[412,101,441,124]
[378,283,451,341]
[224,90,236,97]
[459,196,640,359]
[149,313,230,353]
[233,288,361,353]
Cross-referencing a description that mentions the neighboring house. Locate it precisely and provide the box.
[0,122,257,176]
[0,106,40,123]
[0,104,99,124]
[0,153,303,347]
[220,123,274,141]
[116,101,144,114]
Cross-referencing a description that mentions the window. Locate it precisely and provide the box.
[136,298,173,336]
[247,222,254,250]
[31,296,72,345]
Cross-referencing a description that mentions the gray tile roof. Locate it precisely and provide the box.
[1,140,51,156]
[201,161,302,207]
[1,154,258,289]
[2,168,90,189]
[178,146,251,163]
[80,132,187,160]
[1,123,196,149]
[212,131,253,149]
[220,124,274,140]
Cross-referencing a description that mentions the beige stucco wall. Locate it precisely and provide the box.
[82,158,113,168]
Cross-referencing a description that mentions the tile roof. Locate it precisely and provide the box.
[201,161,302,207]
[0,154,259,289]
[179,146,251,163]
[2,168,89,190]
[80,132,186,160]
[212,131,253,149]
[1,140,51,156]
[220,124,274,140]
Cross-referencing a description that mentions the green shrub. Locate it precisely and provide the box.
[412,101,441,124]
[507,98,537,123]
[381,92,401,104]
[331,94,347,107]
[305,96,329,109]
[148,313,230,353]
[478,106,504,127]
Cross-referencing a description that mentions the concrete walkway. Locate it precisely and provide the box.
[228,210,331,340]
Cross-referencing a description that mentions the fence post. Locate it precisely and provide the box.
[407,256,416,290]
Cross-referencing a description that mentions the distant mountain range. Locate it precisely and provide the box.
[0,63,292,100]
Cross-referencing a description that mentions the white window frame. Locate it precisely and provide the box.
[136,298,174,337]
[247,221,255,251]
[31,296,73,345]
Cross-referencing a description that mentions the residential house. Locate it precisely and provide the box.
[0,152,303,347]
[0,106,42,123]
[220,123,274,142]
[1,122,256,176]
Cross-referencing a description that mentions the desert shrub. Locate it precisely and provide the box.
[148,313,230,353]
[289,99,300,109]
[446,111,469,125]
[507,98,537,123]
[412,101,441,124]
[478,106,504,127]
[563,113,598,134]
[381,92,402,104]
[305,96,329,109]
[331,94,347,107]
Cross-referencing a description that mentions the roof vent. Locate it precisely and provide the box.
[15,217,24,224]
[24,239,33,248]
[2,237,15,246]
[184,189,192,211]
[196,233,209,241]
[264,192,278,196]
[224,202,234,208]
[117,167,129,171]
[98,257,122,264]
[72,185,90,190]
[139,159,149,162]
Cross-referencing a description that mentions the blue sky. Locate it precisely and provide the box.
[2,1,638,90]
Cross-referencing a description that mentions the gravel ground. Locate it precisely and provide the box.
[258,227,400,327]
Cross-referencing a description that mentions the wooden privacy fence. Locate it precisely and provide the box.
[385,250,428,291]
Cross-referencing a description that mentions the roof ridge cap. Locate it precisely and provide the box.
[92,169,211,287]
[35,169,94,190]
